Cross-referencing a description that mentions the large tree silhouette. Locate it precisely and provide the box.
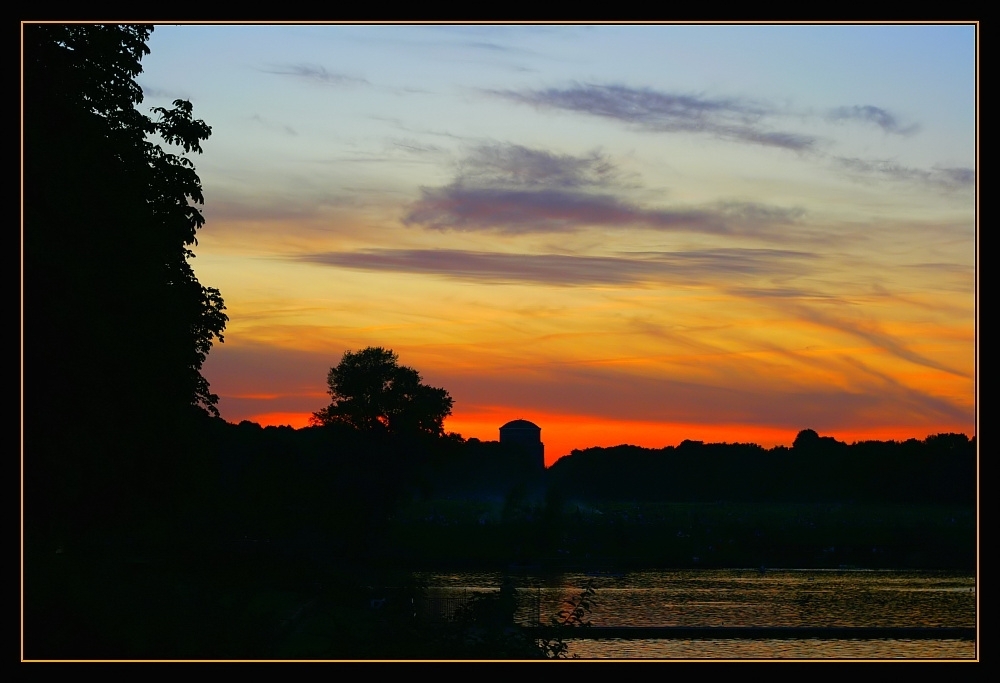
[312,347,453,437]
[23,25,227,536]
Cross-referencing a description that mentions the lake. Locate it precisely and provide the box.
[413,568,977,659]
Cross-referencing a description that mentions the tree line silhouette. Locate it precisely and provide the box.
[546,430,975,506]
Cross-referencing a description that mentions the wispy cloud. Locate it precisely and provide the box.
[902,262,974,276]
[494,84,922,153]
[779,301,969,378]
[493,85,965,197]
[826,105,919,135]
[717,283,971,379]
[403,143,804,235]
[934,167,977,186]
[463,40,517,53]
[833,157,975,190]
[839,355,971,423]
[294,247,814,287]
[493,84,817,151]
[390,138,447,156]
[250,113,297,136]
[261,63,369,86]
[435,361,967,429]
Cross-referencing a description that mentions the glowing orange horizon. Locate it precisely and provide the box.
[245,406,972,468]
[245,411,315,430]
[444,408,974,467]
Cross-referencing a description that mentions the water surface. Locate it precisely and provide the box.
[414,568,976,659]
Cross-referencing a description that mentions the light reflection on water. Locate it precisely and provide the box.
[416,569,976,659]
[564,638,975,659]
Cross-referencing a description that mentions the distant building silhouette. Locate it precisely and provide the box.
[499,419,544,470]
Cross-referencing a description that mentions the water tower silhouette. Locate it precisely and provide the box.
[499,419,544,470]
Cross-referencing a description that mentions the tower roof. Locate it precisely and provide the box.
[500,419,540,430]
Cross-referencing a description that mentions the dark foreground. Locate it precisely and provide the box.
[24,495,975,660]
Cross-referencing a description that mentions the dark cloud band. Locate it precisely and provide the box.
[295,247,814,287]
[404,185,803,235]
[402,143,803,235]
[494,84,920,153]
[494,84,817,151]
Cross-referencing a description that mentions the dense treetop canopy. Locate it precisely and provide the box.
[312,347,454,437]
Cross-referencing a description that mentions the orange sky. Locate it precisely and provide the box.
[246,405,973,468]
[141,25,975,464]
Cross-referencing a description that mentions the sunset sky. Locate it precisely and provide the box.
[137,24,976,465]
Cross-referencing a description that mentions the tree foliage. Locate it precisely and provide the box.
[24,24,227,535]
[312,347,453,437]
[24,24,226,420]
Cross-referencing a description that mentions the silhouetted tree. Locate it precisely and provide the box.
[312,347,453,437]
[24,24,226,536]
[26,25,225,423]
